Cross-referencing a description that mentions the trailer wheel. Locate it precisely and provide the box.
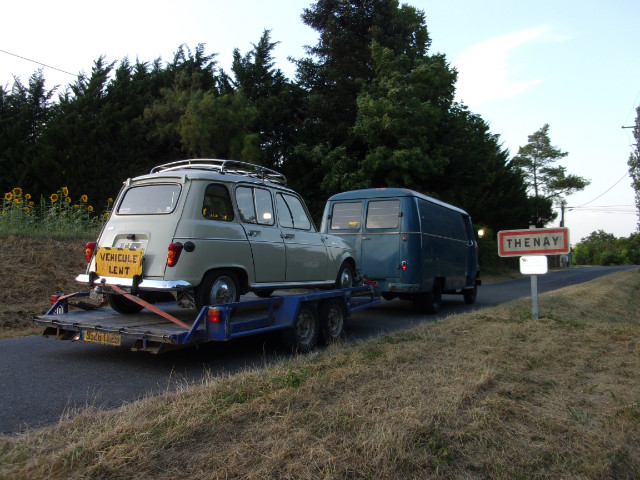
[319,298,347,344]
[196,270,240,309]
[107,293,145,314]
[463,285,477,305]
[413,281,443,314]
[282,303,319,353]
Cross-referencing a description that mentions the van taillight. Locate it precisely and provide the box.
[167,242,183,267]
[401,261,407,271]
[85,242,97,263]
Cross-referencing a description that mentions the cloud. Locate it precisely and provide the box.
[453,26,550,107]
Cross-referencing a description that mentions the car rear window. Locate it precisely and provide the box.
[117,184,181,215]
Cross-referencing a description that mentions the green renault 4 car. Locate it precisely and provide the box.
[77,159,357,313]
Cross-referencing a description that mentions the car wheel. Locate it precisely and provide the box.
[253,289,274,298]
[196,270,240,309]
[463,285,477,305]
[335,262,355,289]
[319,298,347,344]
[413,281,443,314]
[281,302,319,353]
[107,293,145,314]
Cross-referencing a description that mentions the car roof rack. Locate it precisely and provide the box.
[150,159,287,186]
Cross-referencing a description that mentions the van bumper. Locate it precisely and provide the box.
[379,282,420,293]
[76,274,192,291]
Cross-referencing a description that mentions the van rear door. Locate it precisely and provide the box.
[361,199,401,280]
[327,201,364,266]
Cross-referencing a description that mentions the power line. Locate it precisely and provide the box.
[0,48,79,79]
[571,171,630,209]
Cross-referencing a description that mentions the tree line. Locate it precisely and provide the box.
[1,0,582,235]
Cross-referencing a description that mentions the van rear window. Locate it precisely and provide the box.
[331,202,362,230]
[366,200,400,229]
[117,184,181,215]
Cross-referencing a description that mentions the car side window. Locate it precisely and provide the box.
[235,186,274,225]
[202,184,233,221]
[277,193,312,230]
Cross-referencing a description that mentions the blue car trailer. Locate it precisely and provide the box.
[33,285,380,354]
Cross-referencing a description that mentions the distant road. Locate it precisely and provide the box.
[1,265,636,435]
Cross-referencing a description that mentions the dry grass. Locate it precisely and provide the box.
[1,268,639,479]
[0,236,88,339]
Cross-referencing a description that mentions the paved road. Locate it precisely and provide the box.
[1,265,636,435]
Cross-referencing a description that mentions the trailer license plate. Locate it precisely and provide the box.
[95,247,144,278]
[83,330,121,346]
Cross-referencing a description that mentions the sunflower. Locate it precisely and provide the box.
[12,187,22,196]
[13,197,23,204]
[81,194,88,203]
[25,193,31,200]
[50,193,59,202]
[88,205,94,212]
[23,206,30,214]
[4,192,12,201]
[108,198,113,203]
[65,197,71,203]
[62,187,69,197]
[29,201,34,206]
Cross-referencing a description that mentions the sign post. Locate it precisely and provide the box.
[497,227,570,320]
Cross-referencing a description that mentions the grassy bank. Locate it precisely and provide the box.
[0,236,88,339]
[1,269,639,479]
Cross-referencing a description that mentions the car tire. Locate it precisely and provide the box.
[463,285,477,305]
[196,270,240,309]
[107,293,145,314]
[413,281,443,314]
[319,298,347,344]
[281,302,319,353]
[335,262,355,289]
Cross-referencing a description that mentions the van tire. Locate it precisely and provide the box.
[107,293,145,314]
[282,302,319,353]
[319,298,347,344]
[413,282,442,314]
[196,270,240,309]
[335,262,355,289]
[463,285,477,304]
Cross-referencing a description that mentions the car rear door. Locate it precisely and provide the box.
[235,186,286,283]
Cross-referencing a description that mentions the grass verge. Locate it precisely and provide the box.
[1,269,639,479]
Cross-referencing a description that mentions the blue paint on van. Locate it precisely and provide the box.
[320,188,480,313]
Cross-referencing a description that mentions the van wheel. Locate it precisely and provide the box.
[413,282,442,314]
[282,303,319,353]
[463,285,477,305]
[107,293,145,314]
[253,289,274,298]
[196,270,240,309]
[319,299,347,344]
[335,262,355,289]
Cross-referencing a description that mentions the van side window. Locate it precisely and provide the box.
[277,193,312,230]
[331,202,362,230]
[366,200,400,229]
[236,187,275,225]
[202,184,233,221]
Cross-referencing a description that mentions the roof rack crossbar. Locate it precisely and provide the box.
[149,159,287,185]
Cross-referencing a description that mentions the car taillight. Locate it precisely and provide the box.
[85,242,97,263]
[167,242,183,267]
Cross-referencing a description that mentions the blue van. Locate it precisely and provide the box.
[320,188,480,313]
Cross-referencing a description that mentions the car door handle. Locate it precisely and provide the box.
[282,233,295,240]
[248,230,261,237]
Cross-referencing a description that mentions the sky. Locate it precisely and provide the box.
[2,0,639,245]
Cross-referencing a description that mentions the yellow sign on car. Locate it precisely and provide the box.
[95,247,144,278]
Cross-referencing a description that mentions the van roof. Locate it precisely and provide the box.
[327,188,469,215]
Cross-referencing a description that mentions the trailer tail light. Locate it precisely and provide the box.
[208,307,221,323]
[167,242,183,267]
[85,242,97,262]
